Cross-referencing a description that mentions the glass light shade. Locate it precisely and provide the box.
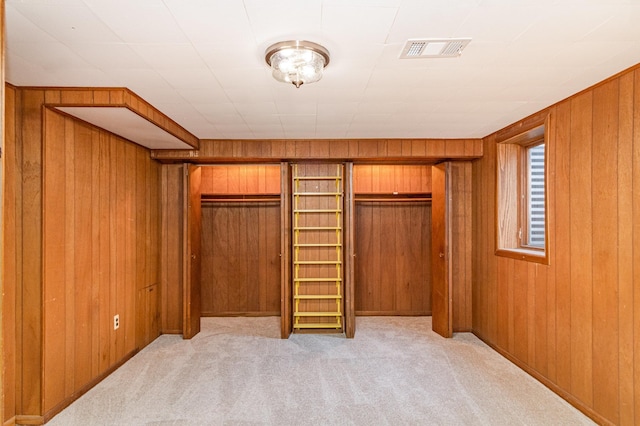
[265,41,330,88]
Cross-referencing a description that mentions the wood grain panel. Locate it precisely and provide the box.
[569,91,594,408]
[353,165,431,194]
[355,202,431,315]
[617,71,634,425]
[591,80,620,422]
[160,164,184,334]
[201,203,281,315]
[473,63,640,425]
[151,138,483,162]
[21,89,45,417]
[450,162,472,332]
[633,68,640,426]
[200,164,280,195]
[3,84,18,424]
[40,107,162,416]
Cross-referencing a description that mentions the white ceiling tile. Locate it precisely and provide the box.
[192,103,238,117]
[8,2,119,44]
[196,43,266,70]
[213,68,271,88]
[73,43,149,70]
[156,68,219,90]
[244,0,323,42]
[247,124,285,137]
[322,4,398,43]
[164,0,254,44]
[10,41,91,72]
[83,0,189,44]
[386,0,478,43]
[233,102,278,115]
[178,86,228,104]
[5,5,58,44]
[131,44,207,69]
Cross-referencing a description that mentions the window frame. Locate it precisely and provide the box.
[495,114,550,265]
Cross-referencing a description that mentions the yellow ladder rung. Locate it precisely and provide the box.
[294,243,342,247]
[293,209,341,213]
[294,176,341,180]
[294,261,342,265]
[294,323,342,329]
[294,312,342,317]
[294,226,341,230]
[293,192,342,196]
[294,295,342,300]
[294,278,342,282]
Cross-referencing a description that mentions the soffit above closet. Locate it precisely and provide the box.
[55,106,195,150]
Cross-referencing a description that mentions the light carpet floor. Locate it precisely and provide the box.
[49,316,594,426]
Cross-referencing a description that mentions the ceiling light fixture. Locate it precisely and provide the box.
[265,40,330,88]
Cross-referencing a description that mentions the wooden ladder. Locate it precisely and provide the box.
[292,164,344,332]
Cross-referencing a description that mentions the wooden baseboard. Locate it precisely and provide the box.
[13,415,42,425]
[472,330,613,426]
[42,350,138,424]
[161,329,182,334]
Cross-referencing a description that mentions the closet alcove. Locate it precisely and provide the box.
[353,165,433,316]
[199,164,283,317]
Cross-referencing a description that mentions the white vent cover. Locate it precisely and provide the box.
[400,38,471,59]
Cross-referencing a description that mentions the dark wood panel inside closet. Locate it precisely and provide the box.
[200,202,281,316]
[355,201,432,315]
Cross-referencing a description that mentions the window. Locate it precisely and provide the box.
[496,118,549,264]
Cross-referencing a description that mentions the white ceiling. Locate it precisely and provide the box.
[6,0,640,140]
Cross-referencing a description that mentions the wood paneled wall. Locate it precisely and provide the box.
[354,165,432,193]
[160,164,184,334]
[355,202,432,315]
[3,86,162,423]
[151,138,482,162]
[201,203,281,315]
[450,162,473,332]
[201,164,280,194]
[472,64,640,425]
[3,85,17,426]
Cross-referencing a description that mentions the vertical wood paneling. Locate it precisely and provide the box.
[355,202,431,315]
[633,69,640,426]
[353,165,432,193]
[160,164,183,333]
[43,108,66,412]
[473,64,640,425]
[3,84,17,424]
[617,71,634,425]
[554,101,572,391]
[450,162,473,331]
[591,80,620,422]
[200,203,281,315]
[39,104,162,416]
[21,90,45,416]
[569,91,594,407]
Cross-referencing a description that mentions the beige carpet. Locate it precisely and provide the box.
[49,316,594,425]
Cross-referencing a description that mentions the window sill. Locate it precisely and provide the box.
[495,248,548,265]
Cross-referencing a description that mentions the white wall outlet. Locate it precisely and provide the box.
[114,314,120,330]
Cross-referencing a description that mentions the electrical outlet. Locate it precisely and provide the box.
[114,314,120,330]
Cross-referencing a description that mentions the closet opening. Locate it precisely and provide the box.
[199,164,282,319]
[353,165,433,316]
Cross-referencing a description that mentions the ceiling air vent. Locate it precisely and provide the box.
[400,38,471,59]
